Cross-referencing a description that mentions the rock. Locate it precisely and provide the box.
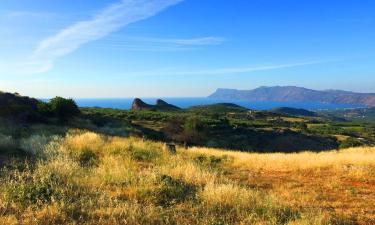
[165,143,176,154]
[131,98,181,112]
[131,98,155,111]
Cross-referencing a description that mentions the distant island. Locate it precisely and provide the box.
[209,86,375,107]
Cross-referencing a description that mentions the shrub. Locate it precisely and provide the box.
[36,101,52,116]
[339,137,363,149]
[0,134,16,149]
[49,97,80,121]
[20,135,49,156]
[6,172,63,206]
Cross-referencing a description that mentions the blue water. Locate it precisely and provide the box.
[72,98,362,110]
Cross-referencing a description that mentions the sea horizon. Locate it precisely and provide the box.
[47,97,364,111]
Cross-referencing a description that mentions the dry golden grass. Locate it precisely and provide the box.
[0,130,374,224]
[188,146,375,224]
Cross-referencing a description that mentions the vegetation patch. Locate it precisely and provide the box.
[193,154,230,170]
[131,147,160,162]
[77,148,99,167]
[5,172,64,206]
[154,175,198,206]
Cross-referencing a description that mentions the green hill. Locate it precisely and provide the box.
[270,107,318,117]
[0,91,41,121]
[187,103,249,114]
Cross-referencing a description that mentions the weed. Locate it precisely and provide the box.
[154,175,197,206]
[131,148,159,162]
[78,148,99,167]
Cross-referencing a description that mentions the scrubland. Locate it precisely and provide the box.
[0,130,374,224]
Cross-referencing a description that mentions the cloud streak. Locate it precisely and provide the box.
[30,0,183,73]
[88,36,225,52]
[131,60,333,77]
[135,36,225,46]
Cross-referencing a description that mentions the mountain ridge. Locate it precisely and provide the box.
[209,86,375,107]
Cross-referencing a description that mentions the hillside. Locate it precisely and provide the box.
[187,103,249,114]
[0,91,373,152]
[0,91,41,121]
[321,107,375,122]
[209,86,375,107]
[0,130,374,224]
[270,107,318,117]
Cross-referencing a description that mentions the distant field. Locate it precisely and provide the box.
[1,130,374,224]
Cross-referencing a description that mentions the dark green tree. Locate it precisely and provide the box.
[49,97,80,121]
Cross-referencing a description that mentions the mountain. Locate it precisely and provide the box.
[209,86,375,107]
[270,107,318,117]
[131,98,180,112]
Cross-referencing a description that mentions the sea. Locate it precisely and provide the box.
[71,98,362,111]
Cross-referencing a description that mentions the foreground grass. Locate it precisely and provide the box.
[0,131,374,224]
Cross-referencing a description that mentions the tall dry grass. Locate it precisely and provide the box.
[0,130,374,224]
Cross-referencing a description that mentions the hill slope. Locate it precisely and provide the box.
[0,131,374,224]
[0,91,41,121]
[187,103,249,114]
[321,107,375,121]
[209,86,375,107]
[270,107,318,117]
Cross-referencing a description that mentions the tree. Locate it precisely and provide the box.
[49,97,80,121]
[36,102,52,116]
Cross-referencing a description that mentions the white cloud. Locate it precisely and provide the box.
[28,0,183,74]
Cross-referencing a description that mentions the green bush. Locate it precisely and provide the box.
[49,97,80,121]
[339,137,363,149]
[36,102,52,116]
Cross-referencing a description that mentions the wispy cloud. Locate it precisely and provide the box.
[4,11,56,19]
[89,36,225,51]
[28,0,183,73]
[135,36,225,45]
[131,60,334,77]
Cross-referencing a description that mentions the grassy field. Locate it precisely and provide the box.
[0,130,374,224]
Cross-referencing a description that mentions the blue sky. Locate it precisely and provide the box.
[0,0,374,98]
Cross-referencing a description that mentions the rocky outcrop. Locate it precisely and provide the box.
[156,99,180,110]
[131,98,155,111]
[131,98,181,112]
